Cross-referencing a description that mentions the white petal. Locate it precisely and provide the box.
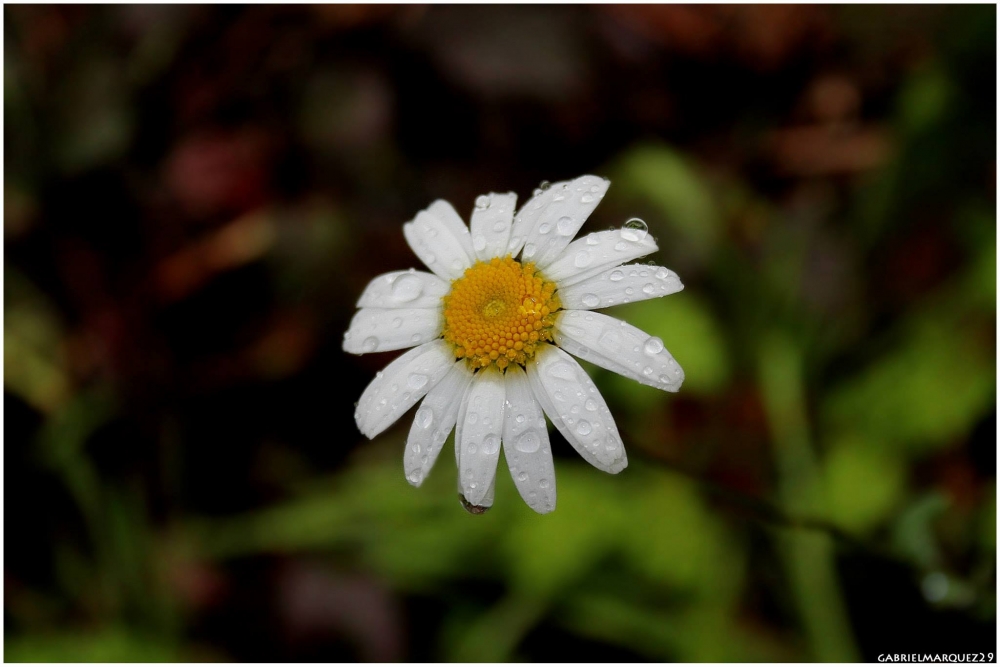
[526,344,627,474]
[403,209,474,281]
[502,365,556,514]
[553,310,684,392]
[543,229,658,287]
[557,264,683,310]
[516,176,611,268]
[454,365,505,505]
[404,361,473,487]
[354,340,454,439]
[343,308,441,354]
[470,192,517,261]
[428,199,477,260]
[356,270,451,310]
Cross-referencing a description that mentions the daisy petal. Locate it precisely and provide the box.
[455,365,505,505]
[508,175,610,264]
[428,199,477,260]
[355,340,455,439]
[404,361,472,486]
[403,209,474,280]
[553,310,684,392]
[356,270,451,309]
[502,365,556,514]
[343,308,442,354]
[526,344,627,474]
[470,192,517,262]
[557,264,683,310]
[543,229,658,286]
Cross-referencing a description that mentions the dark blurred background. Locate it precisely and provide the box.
[4,4,996,662]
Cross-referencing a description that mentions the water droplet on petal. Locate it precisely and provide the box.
[614,241,627,251]
[415,407,434,428]
[581,193,595,204]
[483,434,500,454]
[515,414,525,423]
[655,267,669,280]
[642,283,655,294]
[362,336,379,352]
[621,218,648,242]
[609,269,624,282]
[408,470,422,484]
[598,329,622,352]
[459,494,490,514]
[574,251,592,268]
[391,274,423,302]
[475,194,490,209]
[517,471,528,482]
[411,333,422,342]
[557,216,575,235]
[581,293,600,308]
[523,242,537,258]
[539,478,550,489]
[585,399,598,411]
[392,318,402,328]
[473,234,487,251]
[515,430,540,453]
[644,337,664,356]
[538,222,551,234]
[577,420,592,436]
[539,180,551,191]
[493,220,507,233]
[408,373,428,390]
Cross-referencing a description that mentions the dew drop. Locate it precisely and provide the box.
[586,235,600,246]
[475,194,490,209]
[643,337,664,356]
[468,412,478,424]
[515,414,525,423]
[598,329,622,352]
[642,366,654,376]
[391,274,423,302]
[410,333,422,342]
[539,180,551,191]
[539,222,551,234]
[493,220,507,233]
[392,318,402,328]
[609,269,625,282]
[581,293,600,308]
[655,267,669,280]
[523,242,537,258]
[362,336,379,352]
[585,399,598,411]
[516,431,541,453]
[573,251,592,268]
[458,493,490,515]
[614,241,628,251]
[539,478,550,489]
[483,434,500,455]
[408,373,428,390]
[621,218,648,242]
[556,216,575,235]
[408,470,422,484]
[581,193,595,203]
[517,471,528,482]
[642,283,655,294]
[577,420,592,436]
[415,407,433,429]
[473,234,487,252]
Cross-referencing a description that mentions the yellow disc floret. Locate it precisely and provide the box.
[442,256,561,371]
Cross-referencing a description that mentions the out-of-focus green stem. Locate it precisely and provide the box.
[758,332,859,662]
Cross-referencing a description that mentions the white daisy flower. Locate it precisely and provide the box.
[344,175,684,514]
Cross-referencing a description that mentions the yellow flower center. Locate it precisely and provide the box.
[442,256,561,370]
